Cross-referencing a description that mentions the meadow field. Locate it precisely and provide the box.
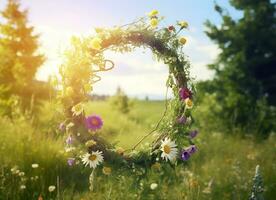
[0,100,275,200]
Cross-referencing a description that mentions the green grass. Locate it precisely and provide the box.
[0,100,275,199]
[85,100,165,149]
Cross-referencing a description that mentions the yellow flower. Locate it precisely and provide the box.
[148,9,159,17]
[185,98,193,109]
[95,27,103,33]
[116,147,124,155]
[65,87,74,96]
[179,37,187,45]
[85,139,97,147]
[84,84,92,92]
[150,18,159,28]
[102,166,112,175]
[90,37,102,50]
[178,21,189,29]
[71,103,84,116]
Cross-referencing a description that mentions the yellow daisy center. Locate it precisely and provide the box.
[164,145,171,154]
[89,154,97,161]
[186,99,193,107]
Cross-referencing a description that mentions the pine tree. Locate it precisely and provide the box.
[0,0,45,115]
[201,0,276,137]
[110,87,131,114]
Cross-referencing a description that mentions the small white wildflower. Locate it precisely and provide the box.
[48,185,56,192]
[19,172,25,177]
[10,166,18,174]
[20,185,26,190]
[31,164,39,168]
[150,183,158,190]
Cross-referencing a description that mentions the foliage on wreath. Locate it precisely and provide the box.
[54,10,199,180]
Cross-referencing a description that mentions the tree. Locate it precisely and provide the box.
[201,0,276,137]
[0,0,45,115]
[109,87,132,114]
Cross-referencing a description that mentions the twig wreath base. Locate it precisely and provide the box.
[57,10,198,177]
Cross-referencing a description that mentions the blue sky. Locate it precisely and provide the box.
[0,0,240,99]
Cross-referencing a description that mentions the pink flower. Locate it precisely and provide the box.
[179,87,192,100]
[85,115,103,131]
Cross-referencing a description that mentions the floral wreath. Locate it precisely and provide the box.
[55,10,198,186]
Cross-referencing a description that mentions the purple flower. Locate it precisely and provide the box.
[177,116,187,124]
[187,145,197,154]
[67,158,75,166]
[189,130,198,139]
[179,87,192,100]
[181,150,190,161]
[66,135,73,145]
[85,115,103,131]
[59,123,65,131]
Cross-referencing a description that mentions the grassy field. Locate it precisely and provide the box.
[0,100,275,199]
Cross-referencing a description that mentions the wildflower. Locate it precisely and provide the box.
[20,185,26,190]
[179,37,187,45]
[67,158,75,166]
[150,183,158,190]
[185,98,193,109]
[187,145,197,154]
[65,87,74,96]
[71,103,84,116]
[186,116,192,124]
[84,84,92,92]
[148,9,159,17]
[65,147,76,153]
[85,139,97,147]
[189,130,198,139]
[116,147,124,155]
[178,21,189,29]
[181,150,190,161]
[179,87,192,100]
[66,135,73,145]
[168,25,175,32]
[85,115,103,131]
[90,37,102,50]
[150,18,159,28]
[82,151,104,169]
[66,122,74,130]
[48,185,56,192]
[19,172,25,177]
[11,166,18,174]
[102,166,112,175]
[177,116,187,124]
[31,163,39,169]
[160,137,178,162]
[59,123,65,132]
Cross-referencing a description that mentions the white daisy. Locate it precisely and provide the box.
[82,151,104,169]
[160,137,178,162]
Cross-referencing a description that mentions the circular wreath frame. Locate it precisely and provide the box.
[57,13,198,174]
